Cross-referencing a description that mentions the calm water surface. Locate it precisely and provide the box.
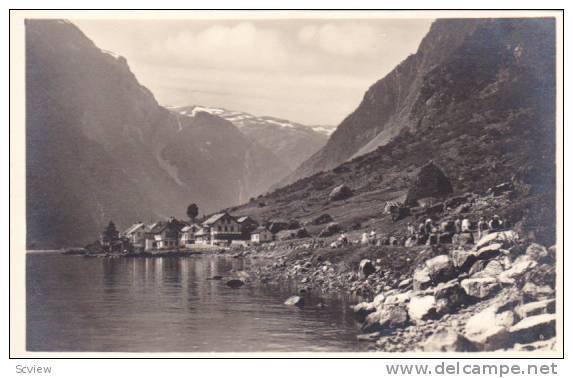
[27,253,366,352]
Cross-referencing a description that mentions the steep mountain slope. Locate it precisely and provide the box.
[26,20,287,248]
[172,106,330,170]
[282,18,555,186]
[229,18,556,245]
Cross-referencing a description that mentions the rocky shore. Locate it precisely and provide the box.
[234,230,556,353]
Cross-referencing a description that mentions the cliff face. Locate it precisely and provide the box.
[230,18,555,245]
[26,20,287,248]
[281,18,555,186]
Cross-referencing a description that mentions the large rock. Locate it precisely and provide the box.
[422,329,478,352]
[329,184,353,201]
[522,282,555,301]
[405,162,453,207]
[351,302,376,321]
[384,292,412,306]
[526,243,555,264]
[413,267,432,291]
[508,314,556,345]
[425,255,456,284]
[311,213,334,225]
[474,243,503,260]
[359,259,376,279]
[464,304,518,350]
[473,260,504,278]
[226,279,245,288]
[475,230,519,250]
[498,255,537,284]
[284,295,305,307]
[407,295,437,324]
[516,299,556,318]
[461,277,501,299]
[319,222,341,237]
[434,281,469,314]
[362,305,409,333]
[450,249,477,272]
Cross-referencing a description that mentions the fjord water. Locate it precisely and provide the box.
[27,253,365,352]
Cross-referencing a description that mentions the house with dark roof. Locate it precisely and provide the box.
[179,224,201,247]
[122,222,147,248]
[237,216,259,239]
[251,226,273,244]
[144,218,186,251]
[199,212,242,246]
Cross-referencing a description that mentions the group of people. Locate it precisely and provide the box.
[404,214,506,246]
[316,213,508,250]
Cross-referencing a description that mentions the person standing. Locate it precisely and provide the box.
[477,217,489,240]
[454,216,462,234]
[489,215,503,231]
[407,222,415,236]
[461,217,471,232]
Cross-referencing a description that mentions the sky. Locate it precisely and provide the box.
[73,18,434,126]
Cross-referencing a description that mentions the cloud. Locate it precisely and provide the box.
[148,22,311,71]
[298,23,386,57]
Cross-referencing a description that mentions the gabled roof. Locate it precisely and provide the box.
[148,222,168,234]
[203,212,230,226]
[251,226,269,234]
[124,222,145,235]
[181,224,200,232]
[194,229,208,236]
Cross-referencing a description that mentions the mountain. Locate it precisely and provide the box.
[171,106,330,171]
[26,20,288,248]
[281,18,556,187]
[227,18,556,245]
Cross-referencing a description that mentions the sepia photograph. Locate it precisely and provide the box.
[10,9,562,357]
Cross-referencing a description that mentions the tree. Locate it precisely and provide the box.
[187,203,199,222]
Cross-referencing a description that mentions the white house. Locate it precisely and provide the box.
[123,222,147,248]
[251,226,273,244]
[202,212,242,246]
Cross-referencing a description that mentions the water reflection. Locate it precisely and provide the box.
[27,254,365,352]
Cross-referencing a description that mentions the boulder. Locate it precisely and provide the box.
[356,332,381,342]
[329,184,353,201]
[475,230,519,250]
[498,255,537,284]
[398,278,413,289]
[405,162,453,207]
[434,281,469,314]
[450,249,477,272]
[516,299,556,318]
[413,267,432,291]
[526,243,554,264]
[464,304,518,350]
[425,255,456,284]
[384,292,412,306]
[351,302,376,321]
[422,329,478,352]
[284,295,305,307]
[461,277,501,299]
[407,295,437,324]
[311,213,334,225]
[508,314,556,345]
[268,220,290,234]
[319,222,341,237]
[522,282,555,301]
[359,259,376,279]
[468,260,488,276]
[474,243,503,261]
[362,305,409,333]
[473,260,504,278]
[226,279,245,288]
